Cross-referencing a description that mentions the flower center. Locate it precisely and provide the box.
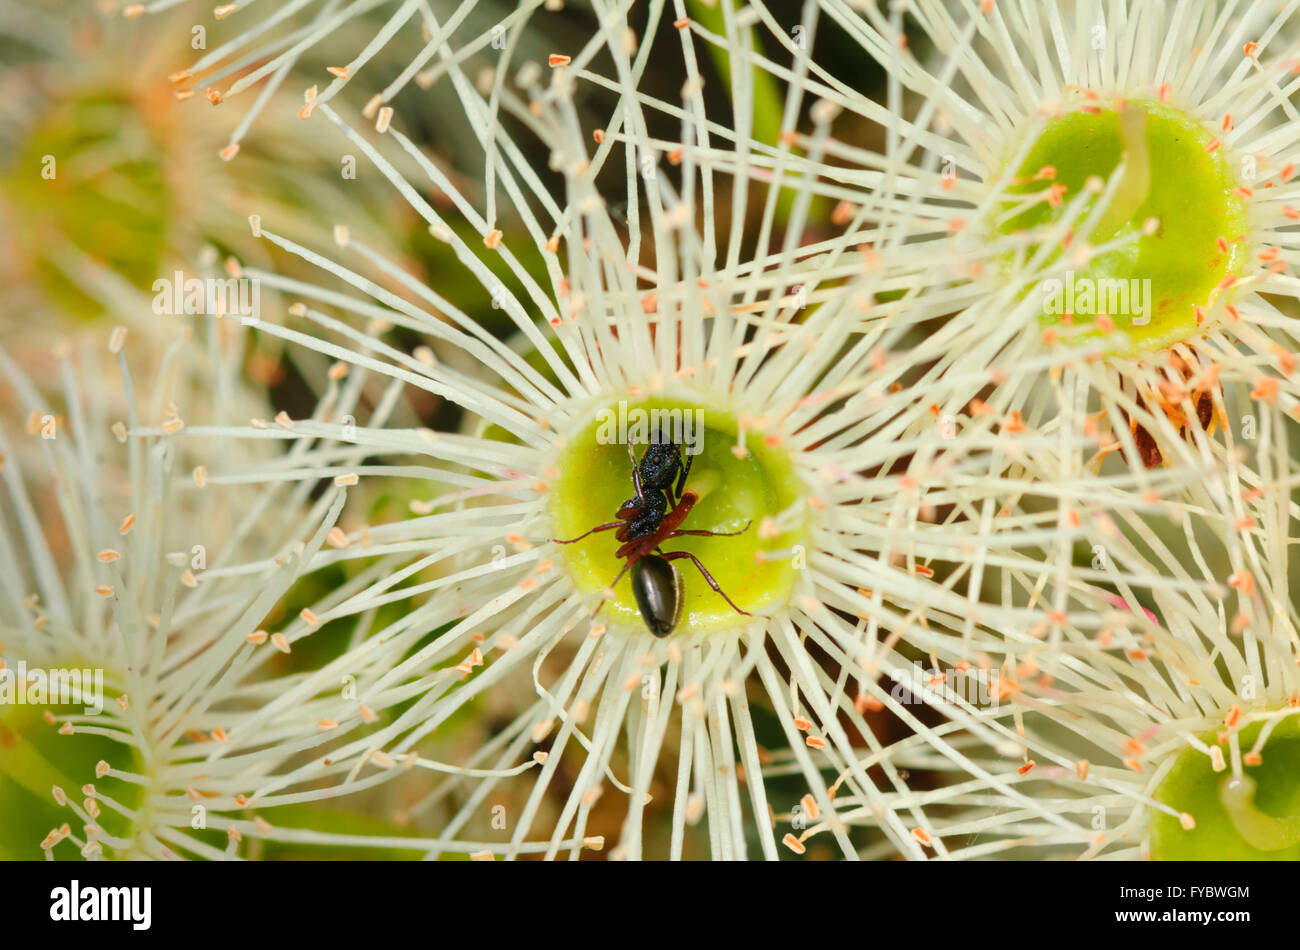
[997,97,1249,354]
[1148,716,1300,860]
[550,397,807,635]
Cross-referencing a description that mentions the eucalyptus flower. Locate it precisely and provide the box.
[0,323,483,859]
[629,0,1300,481]
[0,1,406,358]
[774,479,1300,860]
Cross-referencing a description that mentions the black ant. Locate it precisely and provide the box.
[551,439,753,636]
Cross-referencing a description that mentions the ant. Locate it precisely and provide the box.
[551,439,753,637]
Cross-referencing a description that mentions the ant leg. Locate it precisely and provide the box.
[661,551,752,617]
[674,445,694,501]
[591,560,632,617]
[626,442,646,499]
[665,519,751,540]
[551,521,623,544]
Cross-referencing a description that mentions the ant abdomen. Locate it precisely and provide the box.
[631,554,682,637]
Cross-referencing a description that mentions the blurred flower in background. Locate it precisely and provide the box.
[0,0,418,396]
